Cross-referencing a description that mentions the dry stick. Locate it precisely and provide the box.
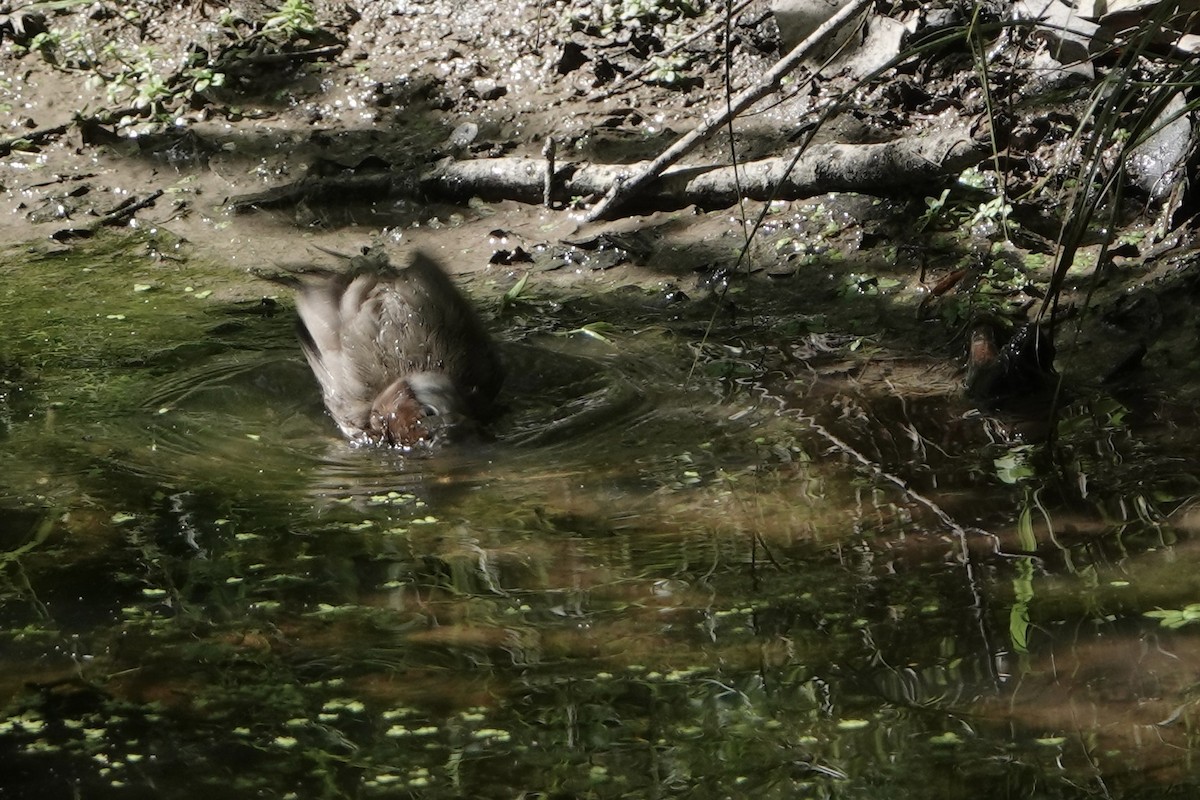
[0,123,70,157]
[542,137,556,208]
[224,44,344,68]
[53,190,166,241]
[98,190,164,228]
[586,0,757,103]
[584,0,873,221]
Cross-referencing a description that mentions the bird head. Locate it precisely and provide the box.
[366,372,472,448]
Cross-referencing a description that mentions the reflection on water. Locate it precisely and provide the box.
[1,239,1200,799]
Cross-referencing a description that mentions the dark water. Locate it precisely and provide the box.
[1,237,1199,799]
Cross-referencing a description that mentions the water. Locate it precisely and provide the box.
[1,235,1198,798]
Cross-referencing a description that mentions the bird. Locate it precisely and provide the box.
[964,320,1055,406]
[278,247,504,448]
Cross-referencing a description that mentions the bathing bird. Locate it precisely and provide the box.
[282,248,504,448]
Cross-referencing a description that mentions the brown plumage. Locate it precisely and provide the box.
[287,248,504,448]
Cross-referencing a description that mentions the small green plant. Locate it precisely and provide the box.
[611,0,700,26]
[916,188,951,232]
[840,273,900,297]
[646,54,689,86]
[183,65,226,94]
[26,30,62,59]
[11,0,330,131]
[263,0,317,38]
[132,65,171,111]
[499,272,530,313]
[970,196,1012,227]
[574,0,702,37]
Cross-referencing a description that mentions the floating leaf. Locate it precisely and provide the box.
[1145,605,1200,628]
[930,732,962,745]
[995,447,1036,484]
[1035,737,1067,746]
[504,271,529,301]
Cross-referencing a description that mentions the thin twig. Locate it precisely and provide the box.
[586,0,757,103]
[98,190,164,227]
[542,137,556,208]
[584,0,873,221]
[52,190,165,241]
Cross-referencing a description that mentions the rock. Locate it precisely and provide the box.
[769,0,867,63]
[1126,92,1193,202]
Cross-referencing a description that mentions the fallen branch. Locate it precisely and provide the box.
[224,124,988,215]
[420,124,988,208]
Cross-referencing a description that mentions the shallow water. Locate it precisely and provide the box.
[2,236,1199,799]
